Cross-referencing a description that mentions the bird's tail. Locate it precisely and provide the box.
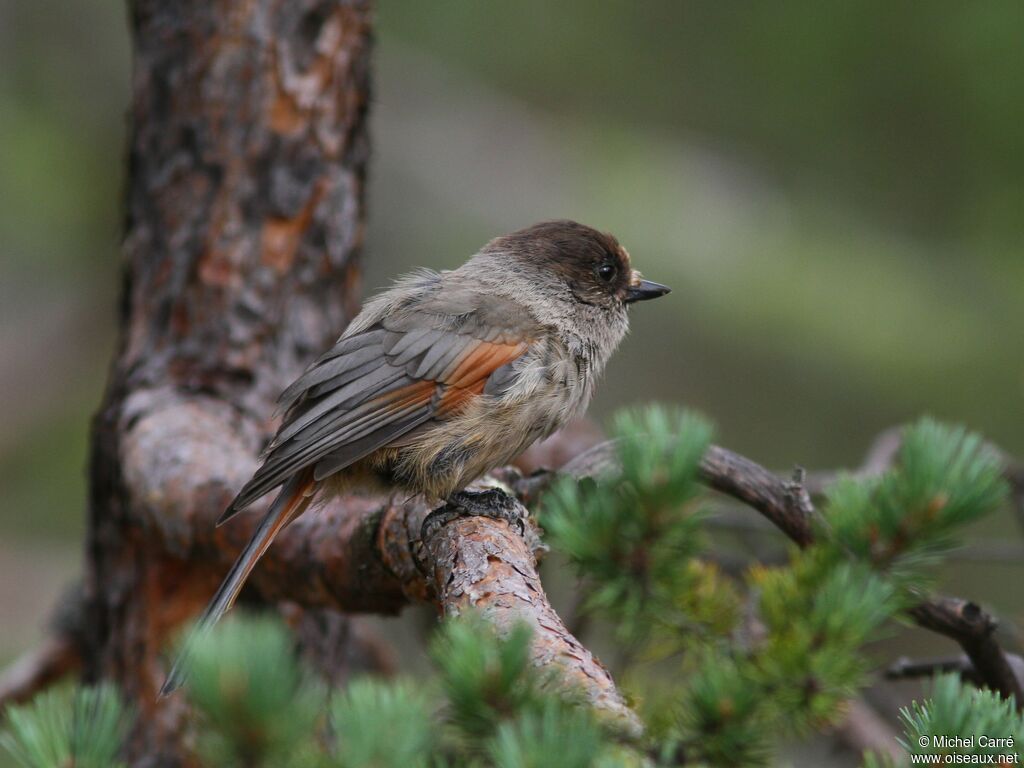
[158,471,315,697]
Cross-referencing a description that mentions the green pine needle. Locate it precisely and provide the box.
[431,614,543,741]
[0,684,131,768]
[329,678,436,768]
[678,650,769,768]
[3,412,1004,768]
[487,699,608,768]
[824,418,1008,590]
[897,674,1024,760]
[753,557,898,731]
[610,406,714,506]
[182,613,324,767]
[541,406,715,643]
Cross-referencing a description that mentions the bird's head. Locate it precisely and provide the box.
[487,220,670,312]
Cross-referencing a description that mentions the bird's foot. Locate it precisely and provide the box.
[449,487,518,518]
[420,487,527,543]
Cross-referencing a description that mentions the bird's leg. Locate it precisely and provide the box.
[420,487,527,543]
[450,487,519,519]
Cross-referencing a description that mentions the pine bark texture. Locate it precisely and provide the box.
[85,0,373,762]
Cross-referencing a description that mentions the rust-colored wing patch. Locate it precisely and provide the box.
[232,330,530,511]
[440,340,527,411]
[446,340,528,389]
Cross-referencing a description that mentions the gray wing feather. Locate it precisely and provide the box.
[305,357,381,400]
[439,344,476,381]
[266,396,402,464]
[274,365,405,445]
[279,346,384,406]
[235,392,426,510]
[391,330,448,367]
[315,327,388,363]
[312,405,434,481]
[414,334,469,379]
[482,361,520,397]
[384,327,433,359]
[224,282,542,520]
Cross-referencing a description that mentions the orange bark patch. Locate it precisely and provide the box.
[260,183,324,273]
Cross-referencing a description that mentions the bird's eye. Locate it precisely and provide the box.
[597,263,617,282]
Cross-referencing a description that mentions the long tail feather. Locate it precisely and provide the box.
[159,472,315,697]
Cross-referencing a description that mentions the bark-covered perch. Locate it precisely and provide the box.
[113,384,640,733]
[82,0,380,761]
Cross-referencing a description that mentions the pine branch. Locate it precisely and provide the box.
[420,491,643,737]
[886,651,1024,690]
[906,599,1023,703]
[804,427,1024,537]
[0,684,131,768]
[512,429,1024,708]
[886,654,980,682]
[0,637,80,710]
[15,414,1021,735]
[517,439,817,546]
[0,586,86,710]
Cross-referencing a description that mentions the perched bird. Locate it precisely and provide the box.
[160,220,668,695]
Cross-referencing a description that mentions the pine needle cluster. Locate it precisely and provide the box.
[542,406,724,648]
[0,684,131,768]
[1,408,1014,767]
[541,408,1010,766]
[820,419,1007,592]
[0,613,637,767]
[864,674,1024,767]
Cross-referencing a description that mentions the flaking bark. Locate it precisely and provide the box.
[84,0,375,762]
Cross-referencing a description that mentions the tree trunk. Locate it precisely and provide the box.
[84,1,373,763]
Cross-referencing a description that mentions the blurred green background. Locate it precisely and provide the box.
[0,0,1021,756]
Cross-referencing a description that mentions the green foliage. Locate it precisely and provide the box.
[542,408,1010,766]
[157,611,638,765]
[542,406,715,644]
[183,615,324,767]
[678,649,768,767]
[0,684,131,768]
[610,406,714,508]
[3,409,1014,767]
[329,678,436,768]
[894,674,1024,762]
[674,558,896,766]
[822,418,1008,591]
[752,557,897,730]
[431,614,546,742]
[486,699,608,768]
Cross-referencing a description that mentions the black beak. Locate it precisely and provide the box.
[624,279,671,303]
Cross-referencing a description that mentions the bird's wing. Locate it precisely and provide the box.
[219,292,538,522]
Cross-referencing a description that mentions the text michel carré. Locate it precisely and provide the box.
[930,735,1015,749]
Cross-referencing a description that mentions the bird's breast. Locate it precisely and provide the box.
[382,365,590,499]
